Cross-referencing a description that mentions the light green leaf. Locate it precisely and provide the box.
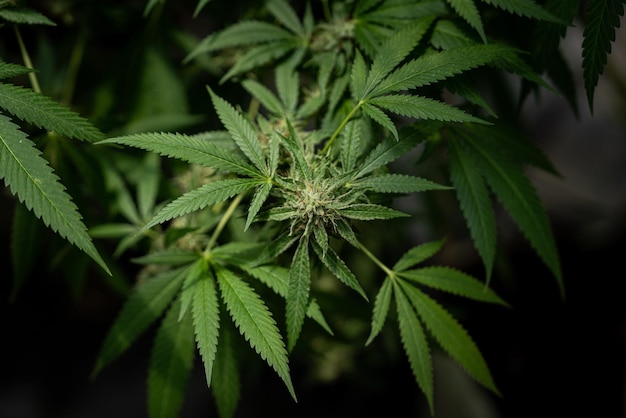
[278,121,312,181]
[448,137,497,280]
[286,235,311,352]
[145,178,259,230]
[339,203,410,220]
[365,277,393,346]
[339,120,363,173]
[242,79,283,114]
[147,299,195,418]
[0,114,109,275]
[430,19,476,49]
[367,94,489,124]
[178,260,204,321]
[92,266,188,376]
[208,88,267,174]
[400,281,499,395]
[192,262,221,387]
[351,173,451,194]
[399,266,509,306]
[393,239,445,272]
[245,181,273,230]
[215,265,296,400]
[393,280,434,414]
[276,60,300,115]
[350,49,368,101]
[0,83,104,141]
[0,7,56,25]
[137,152,160,222]
[99,132,260,178]
[267,0,305,36]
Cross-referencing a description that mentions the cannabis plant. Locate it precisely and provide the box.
[2,0,623,417]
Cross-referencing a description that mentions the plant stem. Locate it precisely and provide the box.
[204,193,245,255]
[321,100,362,155]
[14,25,41,93]
[357,238,395,278]
[321,0,332,22]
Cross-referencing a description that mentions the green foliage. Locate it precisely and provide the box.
[2,0,623,417]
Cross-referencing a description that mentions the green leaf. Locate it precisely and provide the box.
[286,235,311,352]
[215,265,296,400]
[400,281,499,395]
[480,0,565,23]
[582,0,625,112]
[220,40,296,83]
[430,19,476,49]
[367,94,489,124]
[448,138,497,280]
[185,21,293,62]
[354,134,424,179]
[246,264,333,335]
[350,49,368,102]
[0,114,109,275]
[278,121,312,181]
[267,0,305,36]
[393,239,445,272]
[339,120,363,173]
[192,262,221,387]
[362,18,435,98]
[245,181,273,230]
[178,260,204,321]
[132,249,200,266]
[194,0,211,17]
[365,277,393,346]
[311,240,368,301]
[137,152,160,222]
[460,130,563,294]
[445,0,486,42]
[361,102,398,139]
[393,280,434,414]
[370,44,514,97]
[99,132,261,178]
[0,62,32,79]
[211,319,241,418]
[276,60,300,115]
[145,178,260,230]
[92,266,188,376]
[242,79,283,115]
[208,88,267,174]
[351,173,451,194]
[339,203,410,220]
[0,7,56,25]
[147,299,195,418]
[0,83,104,141]
[399,266,509,306]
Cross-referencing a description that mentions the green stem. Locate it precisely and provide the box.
[14,25,41,93]
[357,238,395,278]
[61,26,88,106]
[321,100,362,155]
[321,0,332,22]
[203,193,245,255]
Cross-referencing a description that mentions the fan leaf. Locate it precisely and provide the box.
[147,299,195,418]
[0,114,109,274]
[0,82,103,141]
[215,265,296,400]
